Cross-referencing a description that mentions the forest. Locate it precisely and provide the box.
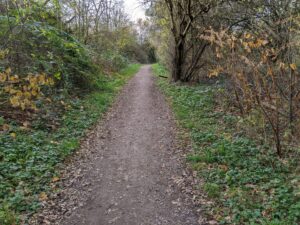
[0,0,299,224]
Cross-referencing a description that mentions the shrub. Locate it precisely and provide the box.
[0,17,98,91]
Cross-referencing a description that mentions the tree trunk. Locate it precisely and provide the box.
[172,38,184,82]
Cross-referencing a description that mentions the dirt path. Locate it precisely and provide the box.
[31,65,200,225]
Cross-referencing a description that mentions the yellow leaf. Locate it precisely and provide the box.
[5,67,11,74]
[261,54,268,63]
[22,121,30,127]
[10,132,16,139]
[254,39,268,48]
[52,177,60,182]
[20,102,26,110]
[4,85,11,93]
[267,67,273,76]
[10,96,20,107]
[24,98,31,106]
[47,78,55,86]
[24,92,31,99]
[290,64,297,71]
[38,75,46,85]
[244,33,251,39]
[9,75,19,82]
[16,91,22,97]
[29,77,37,85]
[9,88,17,94]
[39,192,48,201]
[248,41,255,48]
[0,49,8,59]
[0,73,6,82]
[31,89,38,96]
[30,103,38,111]
[209,67,223,78]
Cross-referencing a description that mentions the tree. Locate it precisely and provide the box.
[200,0,300,156]
[146,0,224,82]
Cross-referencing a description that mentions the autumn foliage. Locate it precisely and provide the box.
[0,67,54,111]
[201,16,300,156]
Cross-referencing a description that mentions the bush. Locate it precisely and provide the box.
[0,17,98,91]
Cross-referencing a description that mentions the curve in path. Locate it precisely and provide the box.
[53,65,199,225]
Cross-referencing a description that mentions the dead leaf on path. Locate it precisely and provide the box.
[23,121,30,127]
[108,216,120,224]
[52,177,60,182]
[20,121,31,130]
[39,192,48,201]
[171,199,182,206]
[43,219,51,225]
[198,217,205,224]
[218,165,228,171]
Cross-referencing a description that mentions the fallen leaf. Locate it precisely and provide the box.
[10,132,16,138]
[39,192,48,201]
[22,121,30,127]
[52,177,60,182]
[2,124,10,131]
[244,33,251,39]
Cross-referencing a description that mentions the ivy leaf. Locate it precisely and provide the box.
[0,117,4,126]
[54,72,61,80]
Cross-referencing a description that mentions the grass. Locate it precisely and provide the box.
[152,64,300,225]
[0,64,140,224]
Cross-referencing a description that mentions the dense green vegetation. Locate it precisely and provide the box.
[0,17,97,90]
[0,64,140,224]
[153,64,300,225]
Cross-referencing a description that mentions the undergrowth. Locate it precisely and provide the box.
[152,64,300,225]
[0,64,140,224]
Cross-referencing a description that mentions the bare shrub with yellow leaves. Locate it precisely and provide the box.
[201,16,300,156]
